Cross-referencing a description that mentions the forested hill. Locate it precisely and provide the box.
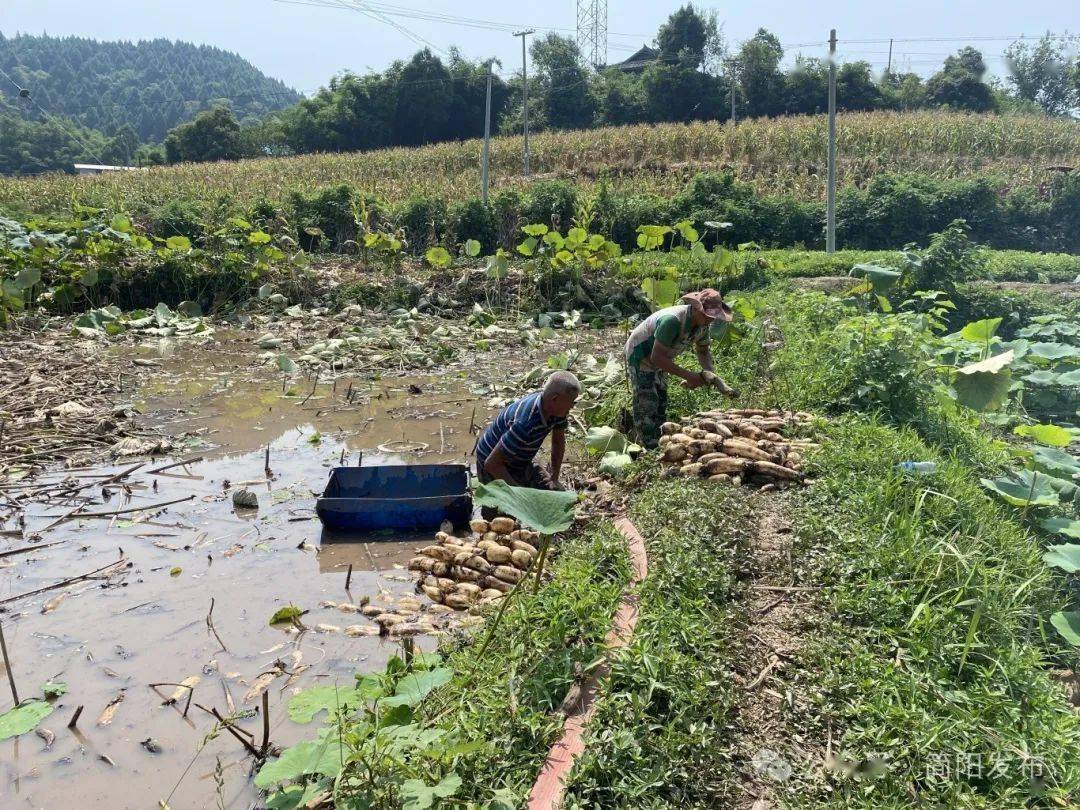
[0,33,301,143]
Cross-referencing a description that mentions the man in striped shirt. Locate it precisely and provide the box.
[476,371,580,491]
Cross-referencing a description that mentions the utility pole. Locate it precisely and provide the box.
[826,28,837,254]
[482,60,493,204]
[513,29,534,176]
[727,57,737,125]
[886,38,893,77]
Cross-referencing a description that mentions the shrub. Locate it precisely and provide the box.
[521,180,578,230]
[900,219,978,296]
[288,184,383,251]
[838,174,1001,249]
[395,195,448,253]
[448,197,497,253]
[151,199,206,243]
[602,193,672,250]
[951,283,1079,338]
[491,189,523,248]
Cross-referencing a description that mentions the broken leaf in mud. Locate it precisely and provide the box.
[41,681,68,699]
[269,605,304,625]
[0,701,54,741]
[164,676,200,705]
[111,437,173,457]
[176,300,202,318]
[256,334,285,350]
[585,426,631,456]
[243,671,282,704]
[276,355,297,375]
[287,685,364,723]
[41,592,67,613]
[97,692,125,726]
[598,452,634,477]
[50,400,93,418]
[169,567,182,577]
[232,489,259,509]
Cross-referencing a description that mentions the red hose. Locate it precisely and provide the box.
[526,517,649,810]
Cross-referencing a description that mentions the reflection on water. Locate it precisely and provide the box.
[0,344,493,809]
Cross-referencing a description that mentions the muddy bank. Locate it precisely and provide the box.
[0,393,478,808]
[0,313,621,808]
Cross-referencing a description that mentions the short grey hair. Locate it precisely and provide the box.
[543,371,581,399]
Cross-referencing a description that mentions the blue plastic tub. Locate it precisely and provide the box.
[315,464,472,533]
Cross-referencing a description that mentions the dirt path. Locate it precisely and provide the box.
[730,492,824,808]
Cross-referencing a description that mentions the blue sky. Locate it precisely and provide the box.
[1,1,1076,93]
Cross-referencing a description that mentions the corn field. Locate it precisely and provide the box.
[1,111,1076,215]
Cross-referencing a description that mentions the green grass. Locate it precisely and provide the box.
[763,248,1080,283]
[404,522,631,806]
[564,479,753,807]
[782,416,1080,806]
[629,247,1080,286]
[578,283,1080,805]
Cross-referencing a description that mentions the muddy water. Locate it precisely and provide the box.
[0,337,500,809]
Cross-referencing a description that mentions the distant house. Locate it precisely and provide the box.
[612,45,660,73]
[73,163,142,175]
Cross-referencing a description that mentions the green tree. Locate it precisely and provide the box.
[837,61,885,111]
[595,69,647,125]
[392,49,453,146]
[101,123,139,165]
[531,34,596,130]
[164,106,244,163]
[734,29,785,117]
[0,33,301,143]
[881,72,927,110]
[641,63,722,122]
[1005,33,1079,116]
[925,47,997,112]
[784,57,828,114]
[655,4,720,70]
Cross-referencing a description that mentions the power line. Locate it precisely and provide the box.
[841,33,1077,45]
[272,0,650,40]
[0,63,107,164]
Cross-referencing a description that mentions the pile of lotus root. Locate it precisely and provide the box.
[658,408,818,490]
[408,516,540,610]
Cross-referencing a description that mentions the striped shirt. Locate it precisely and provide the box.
[477,392,567,470]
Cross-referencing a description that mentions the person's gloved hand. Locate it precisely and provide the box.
[682,372,705,390]
[701,371,740,398]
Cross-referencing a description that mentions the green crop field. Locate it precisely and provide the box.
[0,111,1077,216]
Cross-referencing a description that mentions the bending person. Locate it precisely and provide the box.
[625,288,736,448]
[476,371,580,491]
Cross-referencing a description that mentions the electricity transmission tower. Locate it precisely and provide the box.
[576,0,607,69]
